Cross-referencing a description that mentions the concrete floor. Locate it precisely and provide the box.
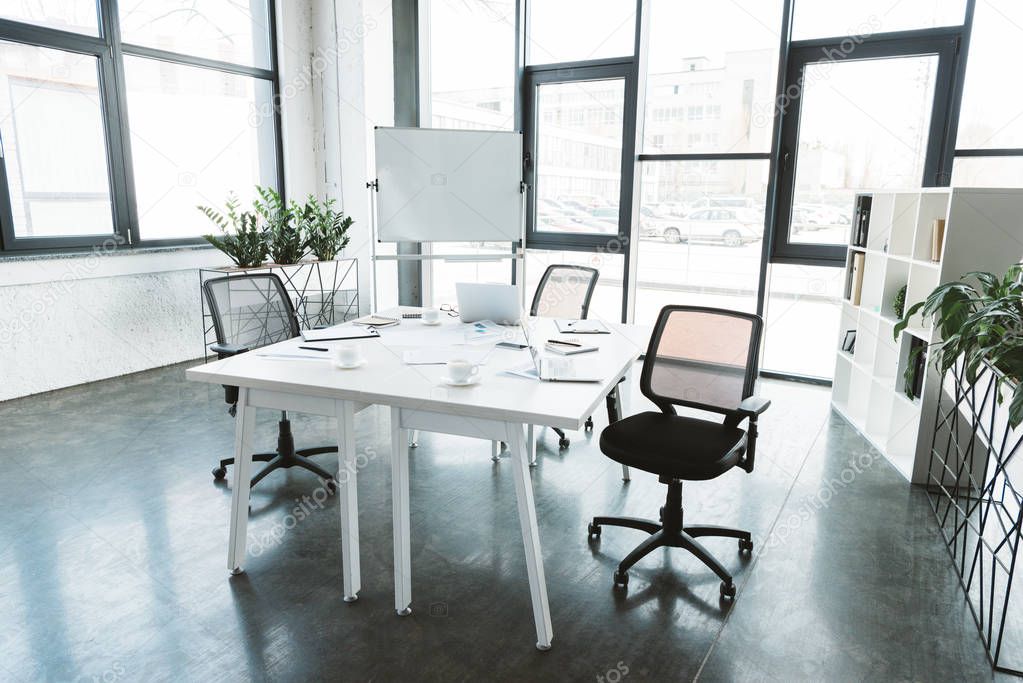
[0,361,1010,681]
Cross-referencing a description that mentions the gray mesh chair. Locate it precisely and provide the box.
[204,274,337,489]
[530,264,600,448]
[588,305,770,599]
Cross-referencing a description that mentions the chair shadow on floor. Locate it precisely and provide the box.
[587,538,752,617]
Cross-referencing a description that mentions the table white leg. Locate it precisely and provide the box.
[606,384,631,483]
[507,422,553,651]
[335,400,361,602]
[527,424,537,467]
[409,429,418,448]
[391,407,412,616]
[228,388,255,575]
[491,440,501,462]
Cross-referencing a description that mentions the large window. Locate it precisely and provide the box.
[635,160,769,323]
[426,0,517,304]
[0,0,280,252]
[791,0,966,40]
[643,0,782,155]
[953,0,1023,186]
[528,0,635,65]
[0,42,113,239]
[429,0,514,131]
[415,0,1023,381]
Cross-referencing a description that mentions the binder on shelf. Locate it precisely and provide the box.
[853,194,872,248]
[849,251,865,306]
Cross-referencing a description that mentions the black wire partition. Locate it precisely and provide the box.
[199,259,359,362]
[927,359,1022,676]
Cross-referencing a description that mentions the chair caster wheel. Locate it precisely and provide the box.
[212,467,227,480]
[558,437,570,449]
[326,479,338,494]
[613,569,629,587]
[587,522,601,537]
[739,537,753,552]
[658,506,664,522]
[720,581,736,599]
[585,417,594,431]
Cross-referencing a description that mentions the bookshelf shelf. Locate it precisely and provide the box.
[832,188,1023,484]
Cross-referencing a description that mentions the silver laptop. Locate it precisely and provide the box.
[522,324,602,383]
[455,282,522,324]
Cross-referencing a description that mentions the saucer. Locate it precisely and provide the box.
[334,358,366,370]
[440,374,480,386]
[422,319,442,326]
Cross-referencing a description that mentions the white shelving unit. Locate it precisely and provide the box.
[832,188,1023,483]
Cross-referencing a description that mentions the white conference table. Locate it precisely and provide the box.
[186,311,648,650]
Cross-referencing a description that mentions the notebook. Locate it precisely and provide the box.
[555,319,609,334]
[301,326,380,342]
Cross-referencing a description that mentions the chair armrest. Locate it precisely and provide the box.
[210,343,249,359]
[737,396,771,418]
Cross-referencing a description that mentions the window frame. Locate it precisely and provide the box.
[0,0,283,254]
[523,59,638,253]
[770,31,964,265]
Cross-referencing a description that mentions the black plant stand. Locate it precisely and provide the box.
[199,259,359,362]
[927,359,1022,676]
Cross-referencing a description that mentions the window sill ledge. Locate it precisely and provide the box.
[0,244,233,288]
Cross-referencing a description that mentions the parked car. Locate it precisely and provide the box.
[637,206,685,243]
[679,208,763,247]
[682,196,759,216]
[587,206,687,242]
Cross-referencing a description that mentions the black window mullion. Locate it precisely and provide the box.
[119,43,275,80]
[98,0,136,247]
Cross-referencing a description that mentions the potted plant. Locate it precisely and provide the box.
[895,264,1023,426]
[297,196,353,262]
[255,186,306,265]
[198,193,267,268]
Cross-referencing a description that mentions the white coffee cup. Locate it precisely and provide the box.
[336,344,361,367]
[446,358,479,383]
[422,308,440,324]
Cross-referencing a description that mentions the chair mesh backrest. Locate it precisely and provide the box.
[203,274,299,351]
[641,306,763,415]
[530,265,599,319]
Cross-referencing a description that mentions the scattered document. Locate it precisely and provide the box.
[402,347,494,365]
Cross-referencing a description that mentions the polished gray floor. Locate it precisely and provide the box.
[0,362,1009,681]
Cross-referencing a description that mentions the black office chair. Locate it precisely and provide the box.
[588,305,770,599]
[530,264,600,448]
[204,273,337,489]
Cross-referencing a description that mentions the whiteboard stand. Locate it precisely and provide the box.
[368,126,528,312]
[367,182,526,310]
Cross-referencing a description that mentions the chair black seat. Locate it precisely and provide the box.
[599,412,747,481]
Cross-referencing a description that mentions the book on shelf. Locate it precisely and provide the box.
[853,194,872,248]
[848,251,865,305]
[931,218,945,262]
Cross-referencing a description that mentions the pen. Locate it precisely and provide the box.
[547,339,582,347]
[299,346,330,352]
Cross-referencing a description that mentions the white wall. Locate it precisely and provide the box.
[0,0,383,402]
[0,248,232,401]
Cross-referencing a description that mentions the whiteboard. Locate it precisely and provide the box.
[374,127,523,243]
